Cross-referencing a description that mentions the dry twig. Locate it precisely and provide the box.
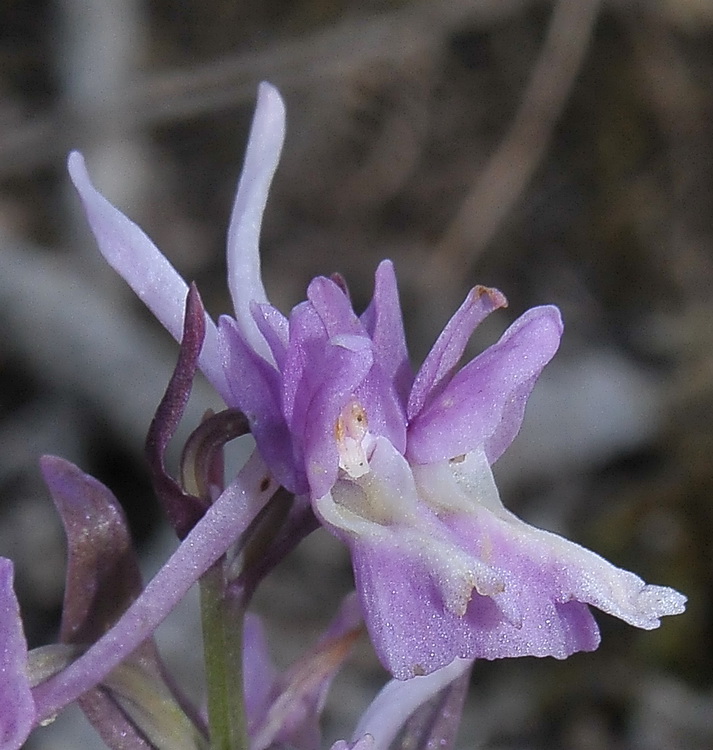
[427,0,602,286]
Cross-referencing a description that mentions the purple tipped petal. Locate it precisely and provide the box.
[307,275,408,454]
[348,529,599,679]
[407,305,563,465]
[318,440,680,678]
[226,82,286,362]
[279,300,374,499]
[422,450,685,642]
[300,337,374,499]
[407,286,507,421]
[0,559,35,750]
[68,152,227,399]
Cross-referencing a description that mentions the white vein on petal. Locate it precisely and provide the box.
[67,152,228,401]
[226,81,285,364]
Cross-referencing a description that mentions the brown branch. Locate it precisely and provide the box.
[0,0,531,177]
[427,0,602,286]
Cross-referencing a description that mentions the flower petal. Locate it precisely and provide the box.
[407,285,507,421]
[252,594,362,750]
[226,81,286,363]
[67,152,227,399]
[422,450,686,635]
[351,658,472,748]
[316,439,512,678]
[360,260,413,403]
[243,614,279,732]
[219,315,301,493]
[407,305,563,465]
[39,456,143,643]
[307,275,407,453]
[0,559,35,750]
[251,301,289,369]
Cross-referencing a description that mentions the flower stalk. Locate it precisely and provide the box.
[200,562,249,750]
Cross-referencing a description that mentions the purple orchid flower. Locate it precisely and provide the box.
[68,82,686,682]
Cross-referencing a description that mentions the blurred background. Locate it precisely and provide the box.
[1,0,711,748]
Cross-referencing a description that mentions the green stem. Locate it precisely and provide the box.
[200,561,249,750]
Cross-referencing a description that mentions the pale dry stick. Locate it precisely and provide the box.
[0,0,532,177]
[427,0,602,287]
[58,0,154,284]
[628,14,713,299]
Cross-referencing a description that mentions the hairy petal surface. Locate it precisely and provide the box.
[320,437,685,678]
[419,450,686,644]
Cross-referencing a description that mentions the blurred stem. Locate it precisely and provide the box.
[200,561,249,750]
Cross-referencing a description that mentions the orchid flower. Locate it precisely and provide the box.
[68,82,686,684]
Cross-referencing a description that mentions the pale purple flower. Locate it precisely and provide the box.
[68,82,686,682]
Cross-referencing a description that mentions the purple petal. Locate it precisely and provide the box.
[307,276,407,455]
[307,276,365,339]
[351,658,472,749]
[360,260,413,404]
[315,440,508,678]
[251,302,289,369]
[0,558,35,750]
[243,614,279,730]
[316,441,604,677]
[282,301,374,499]
[407,286,507,421]
[348,531,598,679]
[67,152,227,400]
[407,305,563,465]
[226,82,286,363]
[219,315,303,493]
[39,456,143,644]
[421,450,686,639]
[300,337,374,499]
